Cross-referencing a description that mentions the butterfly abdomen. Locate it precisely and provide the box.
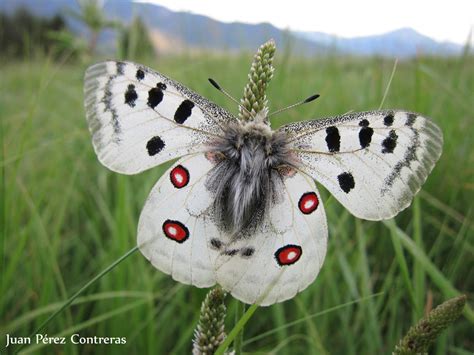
[206,122,296,235]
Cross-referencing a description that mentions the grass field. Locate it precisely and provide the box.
[1,50,473,354]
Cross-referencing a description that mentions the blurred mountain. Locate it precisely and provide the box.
[296,28,463,57]
[1,0,330,55]
[1,0,465,57]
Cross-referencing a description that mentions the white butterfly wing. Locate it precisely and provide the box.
[138,155,327,305]
[137,154,221,287]
[84,61,235,174]
[215,170,328,306]
[280,110,443,220]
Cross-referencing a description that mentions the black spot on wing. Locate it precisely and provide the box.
[136,69,145,81]
[359,126,374,148]
[124,84,138,107]
[359,119,369,127]
[384,113,394,126]
[210,238,222,249]
[147,83,165,108]
[382,130,398,153]
[146,136,165,156]
[406,113,417,126]
[116,62,125,75]
[241,247,255,257]
[174,99,194,124]
[224,249,239,256]
[338,172,355,193]
[325,126,340,152]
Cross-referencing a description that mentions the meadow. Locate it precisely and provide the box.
[1,50,473,354]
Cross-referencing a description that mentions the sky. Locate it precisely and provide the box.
[138,0,473,45]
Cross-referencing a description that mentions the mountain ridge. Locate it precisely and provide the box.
[2,0,465,57]
[296,27,463,56]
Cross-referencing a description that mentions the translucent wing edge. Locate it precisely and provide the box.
[84,62,119,172]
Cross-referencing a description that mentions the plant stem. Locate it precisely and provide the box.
[215,302,259,355]
[234,300,245,355]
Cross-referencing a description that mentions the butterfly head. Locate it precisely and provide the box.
[246,108,270,126]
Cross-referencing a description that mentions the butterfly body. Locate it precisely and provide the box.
[206,118,297,234]
[84,61,442,305]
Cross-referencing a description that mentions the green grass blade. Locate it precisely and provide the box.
[13,246,139,354]
[356,220,382,351]
[19,298,149,354]
[379,58,398,109]
[412,197,426,319]
[244,293,384,346]
[387,219,418,313]
[383,220,473,322]
[3,291,153,334]
[215,302,259,355]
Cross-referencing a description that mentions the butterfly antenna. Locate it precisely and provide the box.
[267,94,320,118]
[208,78,253,117]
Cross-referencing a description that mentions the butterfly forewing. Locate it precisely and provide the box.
[280,110,443,220]
[84,61,235,174]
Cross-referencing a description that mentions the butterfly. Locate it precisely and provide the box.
[84,61,443,306]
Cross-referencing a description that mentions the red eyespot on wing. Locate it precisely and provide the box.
[170,165,189,188]
[275,245,302,266]
[298,192,319,214]
[162,220,189,243]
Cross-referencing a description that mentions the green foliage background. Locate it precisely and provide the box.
[1,48,473,354]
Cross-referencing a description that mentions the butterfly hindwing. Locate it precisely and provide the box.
[84,61,235,174]
[280,110,443,220]
[137,153,328,305]
[214,170,328,306]
[137,154,222,287]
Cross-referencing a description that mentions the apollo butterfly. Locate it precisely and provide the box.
[84,60,442,305]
